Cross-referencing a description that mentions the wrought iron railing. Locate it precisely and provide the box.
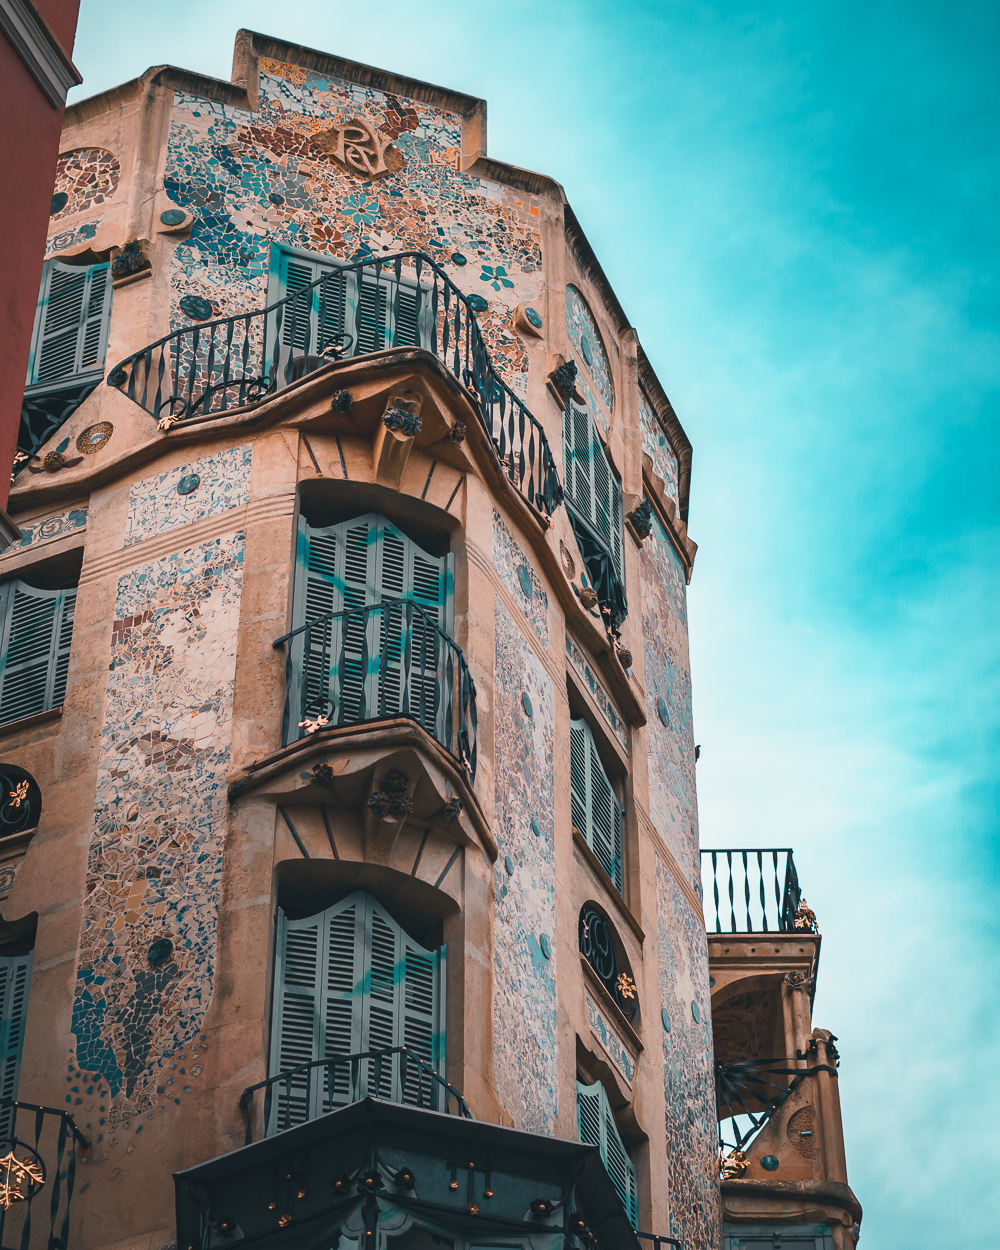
[635,1231,683,1250]
[107,251,563,519]
[700,848,809,935]
[274,597,477,779]
[240,1046,472,1144]
[0,1099,89,1249]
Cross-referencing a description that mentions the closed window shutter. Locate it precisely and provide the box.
[0,581,77,728]
[270,892,443,1129]
[577,1079,638,1225]
[570,717,624,894]
[28,260,112,387]
[563,403,624,585]
[291,514,453,741]
[0,953,32,1138]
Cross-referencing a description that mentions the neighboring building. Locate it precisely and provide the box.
[0,0,83,545]
[0,29,861,1250]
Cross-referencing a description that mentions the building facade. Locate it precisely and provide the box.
[0,30,860,1250]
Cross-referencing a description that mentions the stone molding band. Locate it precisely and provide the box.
[0,0,82,107]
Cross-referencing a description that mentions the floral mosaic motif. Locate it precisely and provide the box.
[45,219,101,258]
[70,533,243,1136]
[51,148,120,222]
[640,392,680,507]
[640,514,698,886]
[564,632,629,752]
[566,285,614,414]
[492,509,548,645]
[493,600,557,1133]
[124,445,252,547]
[162,61,543,392]
[6,507,87,552]
[655,855,721,1249]
[585,992,635,1086]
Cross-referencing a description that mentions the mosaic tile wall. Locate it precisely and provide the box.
[491,509,548,645]
[162,60,544,394]
[565,632,629,752]
[69,532,243,1139]
[566,285,614,434]
[585,992,635,1087]
[4,506,87,553]
[492,599,557,1133]
[655,854,720,1249]
[640,393,680,509]
[51,148,121,223]
[640,515,699,887]
[45,219,102,258]
[124,445,251,546]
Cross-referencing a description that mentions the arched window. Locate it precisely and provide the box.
[570,717,624,894]
[577,1078,638,1223]
[0,579,77,727]
[285,512,455,744]
[269,890,445,1131]
[579,904,637,1021]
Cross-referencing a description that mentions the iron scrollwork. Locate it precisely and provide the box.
[579,906,637,1021]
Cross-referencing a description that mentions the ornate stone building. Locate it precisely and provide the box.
[0,29,860,1250]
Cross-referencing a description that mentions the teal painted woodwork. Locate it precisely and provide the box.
[26,259,112,387]
[570,717,624,894]
[0,952,32,1137]
[0,579,77,728]
[562,401,624,585]
[576,1079,638,1223]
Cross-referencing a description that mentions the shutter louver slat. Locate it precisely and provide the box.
[577,1080,638,1225]
[570,718,624,894]
[0,954,31,1139]
[393,286,421,348]
[81,269,110,368]
[281,260,318,352]
[323,902,361,1108]
[356,275,387,354]
[31,261,112,386]
[272,919,322,1130]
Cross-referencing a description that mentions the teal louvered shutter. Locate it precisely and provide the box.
[563,403,624,585]
[0,580,77,728]
[0,953,32,1137]
[356,269,428,354]
[270,892,444,1133]
[570,718,624,894]
[27,260,112,387]
[290,515,453,741]
[577,1080,638,1225]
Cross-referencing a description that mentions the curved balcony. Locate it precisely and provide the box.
[274,597,477,780]
[107,251,563,520]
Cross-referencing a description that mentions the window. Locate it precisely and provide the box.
[562,402,626,631]
[0,950,32,1136]
[570,717,624,894]
[579,904,636,1021]
[21,259,113,459]
[577,1079,638,1224]
[0,579,77,728]
[285,511,454,744]
[269,890,445,1131]
[266,246,432,383]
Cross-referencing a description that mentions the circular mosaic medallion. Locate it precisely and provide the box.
[531,816,542,838]
[50,192,68,215]
[691,1000,700,1023]
[268,193,285,206]
[525,307,543,329]
[179,294,214,321]
[505,856,514,876]
[661,1009,671,1032]
[466,293,488,313]
[657,695,670,727]
[580,335,593,366]
[148,938,174,966]
[159,208,186,226]
[77,422,114,455]
[538,934,552,960]
[517,564,533,598]
[521,691,533,718]
[450,252,467,265]
[177,473,200,496]
[761,1155,780,1172]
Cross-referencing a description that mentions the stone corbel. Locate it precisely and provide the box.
[362,765,416,860]
[373,394,422,489]
[110,238,151,288]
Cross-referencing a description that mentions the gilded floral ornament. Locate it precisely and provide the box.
[720,1150,749,1180]
[794,898,818,932]
[299,714,329,735]
[0,1149,45,1209]
[616,973,637,1000]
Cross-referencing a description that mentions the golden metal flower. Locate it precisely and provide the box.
[719,1150,749,1180]
[0,1151,44,1209]
[9,781,29,808]
[298,715,329,735]
[617,973,637,1000]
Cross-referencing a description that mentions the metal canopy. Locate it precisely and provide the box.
[174,1098,641,1250]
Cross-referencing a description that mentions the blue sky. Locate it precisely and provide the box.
[69,2,999,1244]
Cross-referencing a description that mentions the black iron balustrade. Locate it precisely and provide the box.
[700,848,806,935]
[0,1098,89,1250]
[240,1046,472,1144]
[107,251,563,519]
[635,1232,683,1250]
[273,597,477,779]
[578,906,637,1021]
